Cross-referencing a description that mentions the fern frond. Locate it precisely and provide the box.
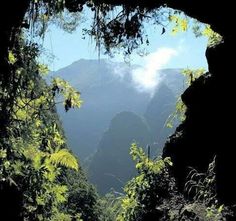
[50,149,79,171]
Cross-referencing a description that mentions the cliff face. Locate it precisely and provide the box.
[163,36,235,204]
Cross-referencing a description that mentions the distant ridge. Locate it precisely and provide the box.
[51,59,185,162]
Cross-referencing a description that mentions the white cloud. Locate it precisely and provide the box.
[131,47,178,96]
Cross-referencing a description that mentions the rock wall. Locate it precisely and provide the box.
[163,35,236,204]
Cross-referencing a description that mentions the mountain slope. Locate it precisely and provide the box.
[50,59,184,161]
[54,60,150,160]
[144,83,177,150]
[88,111,152,194]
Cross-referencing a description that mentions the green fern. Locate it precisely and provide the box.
[50,149,79,171]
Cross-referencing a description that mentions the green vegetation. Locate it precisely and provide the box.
[169,11,223,47]
[118,143,174,221]
[166,68,206,128]
[59,169,103,221]
[181,68,206,86]
[115,143,232,221]
[88,111,152,194]
[98,192,123,221]
[0,35,231,220]
[88,82,180,194]
[0,35,102,220]
[0,1,232,220]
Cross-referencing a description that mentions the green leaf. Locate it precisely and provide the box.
[0,149,7,158]
[218,205,224,213]
[8,50,17,64]
[52,77,83,111]
[38,64,50,76]
[50,149,79,171]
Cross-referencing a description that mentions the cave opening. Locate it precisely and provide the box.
[38,7,210,195]
[1,1,235,220]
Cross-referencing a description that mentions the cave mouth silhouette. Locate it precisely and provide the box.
[0,2,235,220]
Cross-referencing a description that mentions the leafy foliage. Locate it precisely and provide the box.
[166,97,186,128]
[52,77,83,112]
[169,13,189,34]
[25,0,221,61]
[184,157,232,220]
[50,149,79,171]
[193,23,223,47]
[98,192,123,221]
[118,143,175,221]
[202,25,223,47]
[59,169,104,221]
[8,50,17,64]
[0,35,84,220]
[5,137,228,220]
[168,12,222,48]
[166,68,205,128]
[181,68,205,86]
[117,144,233,221]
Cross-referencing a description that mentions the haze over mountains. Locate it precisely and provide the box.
[50,59,186,193]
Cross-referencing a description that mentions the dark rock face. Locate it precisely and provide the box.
[163,36,236,204]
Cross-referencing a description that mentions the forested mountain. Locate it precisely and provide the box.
[88,82,181,193]
[52,59,150,160]
[51,59,184,161]
[50,60,185,193]
[89,111,151,194]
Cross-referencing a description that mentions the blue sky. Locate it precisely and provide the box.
[41,19,209,72]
